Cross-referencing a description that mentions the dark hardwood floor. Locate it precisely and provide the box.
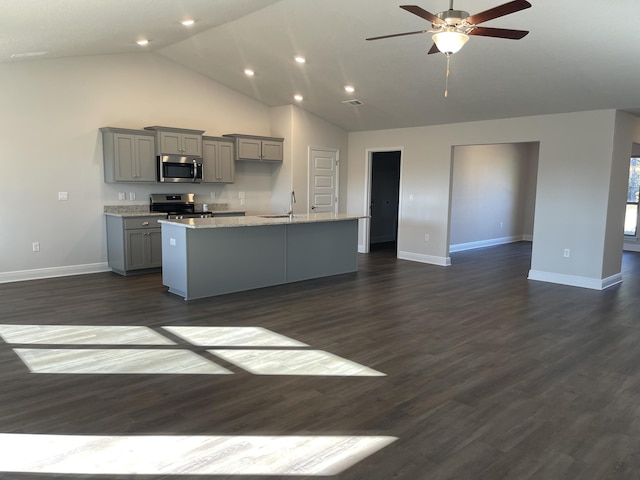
[2,242,640,479]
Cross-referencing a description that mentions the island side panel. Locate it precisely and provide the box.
[161,223,188,298]
[286,219,359,282]
[184,225,287,300]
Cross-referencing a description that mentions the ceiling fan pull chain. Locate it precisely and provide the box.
[444,53,451,97]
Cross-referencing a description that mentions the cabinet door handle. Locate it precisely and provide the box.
[142,221,149,226]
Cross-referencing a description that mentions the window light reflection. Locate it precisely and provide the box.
[0,433,397,476]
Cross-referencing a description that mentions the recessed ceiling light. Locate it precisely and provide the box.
[294,56,306,64]
[181,19,195,26]
[344,85,355,93]
[136,39,149,46]
[294,94,304,102]
[244,68,255,77]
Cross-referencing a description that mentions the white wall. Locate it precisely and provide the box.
[270,105,349,214]
[347,110,638,289]
[450,143,538,250]
[0,53,346,281]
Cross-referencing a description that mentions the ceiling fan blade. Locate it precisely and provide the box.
[427,43,440,54]
[400,5,446,25]
[469,26,529,40]
[465,0,531,25]
[366,30,429,41]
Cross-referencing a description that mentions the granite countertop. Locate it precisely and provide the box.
[103,206,165,218]
[158,213,364,229]
[104,204,243,217]
[214,210,246,215]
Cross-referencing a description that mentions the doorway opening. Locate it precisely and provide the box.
[368,151,401,253]
[449,142,539,261]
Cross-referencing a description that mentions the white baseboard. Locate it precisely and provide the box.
[0,263,111,284]
[450,235,527,253]
[528,270,622,290]
[398,251,451,266]
[624,243,640,252]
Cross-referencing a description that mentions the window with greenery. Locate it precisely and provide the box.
[625,157,640,236]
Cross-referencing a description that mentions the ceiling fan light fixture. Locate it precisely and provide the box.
[432,31,468,54]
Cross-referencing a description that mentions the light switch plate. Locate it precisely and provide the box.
[58,192,68,201]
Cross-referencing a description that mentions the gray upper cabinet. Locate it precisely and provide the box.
[223,134,284,162]
[202,136,235,183]
[144,126,204,157]
[101,127,156,183]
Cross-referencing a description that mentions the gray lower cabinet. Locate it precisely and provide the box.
[223,134,284,162]
[202,137,235,183]
[106,215,162,275]
[101,128,156,183]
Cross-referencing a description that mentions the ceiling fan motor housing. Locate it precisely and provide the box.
[436,10,469,26]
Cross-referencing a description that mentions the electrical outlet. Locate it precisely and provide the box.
[240,198,246,206]
[169,238,176,246]
[564,248,570,258]
[118,192,126,200]
[210,192,216,199]
[32,242,40,252]
[58,192,68,201]
[409,194,414,201]
[424,234,430,242]
[129,192,136,201]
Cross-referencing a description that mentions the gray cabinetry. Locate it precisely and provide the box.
[106,215,162,275]
[145,126,204,156]
[101,128,156,183]
[202,136,235,183]
[223,134,284,162]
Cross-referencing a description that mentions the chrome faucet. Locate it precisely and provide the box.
[288,190,296,216]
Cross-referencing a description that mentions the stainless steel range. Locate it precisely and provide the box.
[149,193,212,219]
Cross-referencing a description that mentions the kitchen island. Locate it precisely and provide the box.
[158,213,362,300]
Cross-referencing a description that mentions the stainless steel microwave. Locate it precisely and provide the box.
[158,155,203,183]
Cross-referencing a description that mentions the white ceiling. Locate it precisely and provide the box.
[4,0,640,131]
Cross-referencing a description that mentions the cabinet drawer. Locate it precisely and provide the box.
[124,217,162,230]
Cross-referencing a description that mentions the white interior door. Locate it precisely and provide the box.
[308,148,338,213]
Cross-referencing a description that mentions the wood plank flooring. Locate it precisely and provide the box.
[2,242,640,479]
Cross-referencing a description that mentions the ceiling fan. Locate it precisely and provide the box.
[367,0,531,55]
[366,0,531,96]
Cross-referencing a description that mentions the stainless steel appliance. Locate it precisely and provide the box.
[149,193,212,219]
[157,155,203,183]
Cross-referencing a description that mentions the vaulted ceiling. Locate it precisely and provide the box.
[4,0,640,131]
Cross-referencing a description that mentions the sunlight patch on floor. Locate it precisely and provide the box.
[0,324,175,345]
[0,433,397,476]
[210,349,386,376]
[14,348,232,374]
[163,326,308,347]
[1,324,385,377]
